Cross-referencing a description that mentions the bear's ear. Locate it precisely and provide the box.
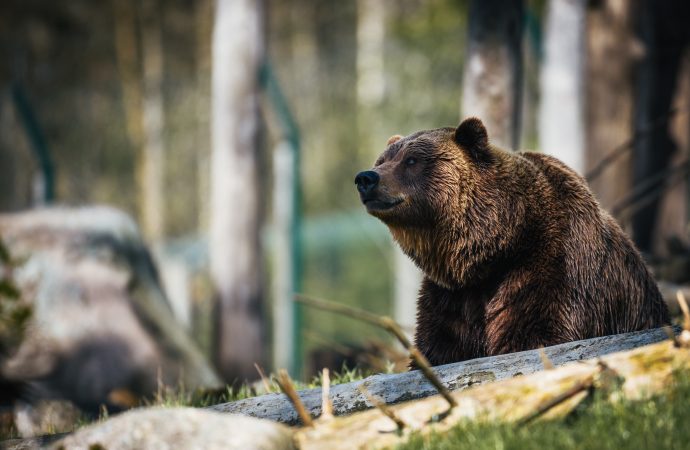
[454,117,489,160]
[387,135,403,146]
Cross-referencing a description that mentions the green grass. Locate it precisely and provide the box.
[141,363,374,409]
[400,370,690,450]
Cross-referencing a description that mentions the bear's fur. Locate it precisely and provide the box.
[355,117,670,366]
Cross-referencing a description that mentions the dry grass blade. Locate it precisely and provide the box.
[539,347,555,370]
[321,368,333,420]
[276,369,313,427]
[254,363,273,393]
[357,384,407,433]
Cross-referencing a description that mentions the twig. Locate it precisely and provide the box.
[254,363,273,393]
[611,160,689,216]
[276,369,313,427]
[296,294,457,410]
[617,172,688,225]
[517,375,594,426]
[586,107,682,182]
[303,330,392,372]
[408,347,458,409]
[358,384,407,433]
[296,294,396,335]
[321,368,333,420]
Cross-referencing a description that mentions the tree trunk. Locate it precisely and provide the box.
[210,0,266,383]
[0,98,19,211]
[140,0,166,243]
[195,0,213,234]
[632,0,690,253]
[461,0,524,150]
[539,0,585,174]
[272,140,296,374]
[584,0,639,217]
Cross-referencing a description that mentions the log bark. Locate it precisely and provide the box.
[209,327,673,424]
[296,331,689,449]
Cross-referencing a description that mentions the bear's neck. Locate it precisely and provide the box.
[389,207,533,290]
[389,223,494,290]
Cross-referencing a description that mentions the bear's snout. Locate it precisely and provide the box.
[354,170,379,196]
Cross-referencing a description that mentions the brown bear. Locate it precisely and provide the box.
[355,117,670,366]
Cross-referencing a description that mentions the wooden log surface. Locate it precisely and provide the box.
[296,333,690,450]
[208,327,674,424]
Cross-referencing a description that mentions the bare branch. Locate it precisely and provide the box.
[297,294,457,410]
[358,384,407,433]
[517,375,594,426]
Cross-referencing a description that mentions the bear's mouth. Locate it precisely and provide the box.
[363,198,403,211]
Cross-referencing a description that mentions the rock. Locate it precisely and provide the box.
[51,407,295,450]
[0,207,221,417]
[13,400,81,438]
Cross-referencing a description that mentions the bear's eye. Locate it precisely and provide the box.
[405,157,417,166]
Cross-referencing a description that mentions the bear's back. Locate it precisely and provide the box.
[517,150,669,335]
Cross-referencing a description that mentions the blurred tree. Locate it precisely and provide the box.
[539,0,585,173]
[0,97,29,212]
[632,0,690,254]
[140,0,166,243]
[113,0,167,242]
[461,0,524,149]
[210,0,266,383]
[584,0,640,216]
[112,0,144,166]
[195,0,213,234]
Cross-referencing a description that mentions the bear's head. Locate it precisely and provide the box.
[354,117,491,228]
[354,117,523,288]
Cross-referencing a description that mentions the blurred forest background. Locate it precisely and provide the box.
[1,0,690,396]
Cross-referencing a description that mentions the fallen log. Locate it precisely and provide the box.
[295,332,690,449]
[2,327,680,449]
[209,327,674,424]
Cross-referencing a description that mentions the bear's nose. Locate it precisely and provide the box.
[354,170,380,195]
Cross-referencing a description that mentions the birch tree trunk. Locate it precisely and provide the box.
[539,0,585,174]
[210,0,266,383]
[461,0,524,150]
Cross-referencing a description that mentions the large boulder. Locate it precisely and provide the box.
[51,408,295,450]
[0,206,221,415]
